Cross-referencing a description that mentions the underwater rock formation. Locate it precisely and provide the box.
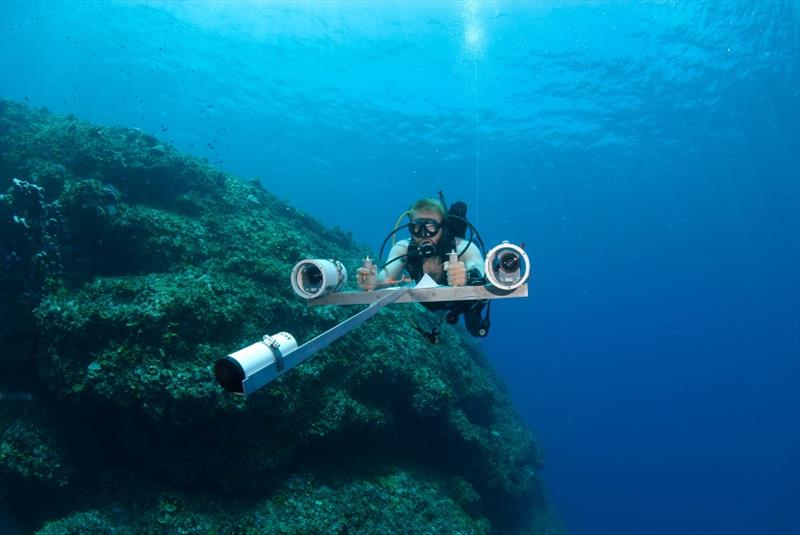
[0,99,562,534]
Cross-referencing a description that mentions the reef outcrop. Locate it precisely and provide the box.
[0,99,562,534]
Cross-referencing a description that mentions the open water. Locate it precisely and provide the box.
[1,2,798,534]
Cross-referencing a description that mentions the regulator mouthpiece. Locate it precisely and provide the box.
[418,241,437,259]
[290,259,347,299]
[485,242,530,290]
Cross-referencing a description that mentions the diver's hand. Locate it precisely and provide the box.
[444,253,467,287]
[356,257,378,291]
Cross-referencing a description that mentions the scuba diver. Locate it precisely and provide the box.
[356,194,491,339]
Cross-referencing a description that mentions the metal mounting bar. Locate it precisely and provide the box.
[306,284,528,306]
[241,287,411,395]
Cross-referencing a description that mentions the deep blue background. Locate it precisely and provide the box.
[1,2,798,534]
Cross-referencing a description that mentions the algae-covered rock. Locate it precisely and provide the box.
[0,99,562,534]
[0,402,75,496]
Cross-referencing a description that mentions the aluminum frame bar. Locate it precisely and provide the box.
[241,287,411,395]
[307,284,527,306]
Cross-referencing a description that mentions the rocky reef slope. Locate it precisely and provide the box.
[0,99,561,534]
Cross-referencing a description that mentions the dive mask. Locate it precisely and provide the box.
[410,218,442,239]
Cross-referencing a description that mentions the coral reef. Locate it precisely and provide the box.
[0,99,562,534]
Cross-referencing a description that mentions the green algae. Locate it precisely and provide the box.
[0,99,562,535]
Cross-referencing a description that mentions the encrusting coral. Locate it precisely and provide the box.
[0,99,562,534]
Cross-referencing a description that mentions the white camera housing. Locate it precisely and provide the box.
[290,259,347,299]
[484,242,530,291]
[215,332,299,394]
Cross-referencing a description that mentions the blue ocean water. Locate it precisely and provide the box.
[1,1,798,534]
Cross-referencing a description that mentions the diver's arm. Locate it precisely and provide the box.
[378,240,408,283]
[455,239,485,276]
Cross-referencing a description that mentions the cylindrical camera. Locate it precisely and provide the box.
[499,252,520,273]
[290,259,347,299]
[484,242,530,290]
[215,332,298,394]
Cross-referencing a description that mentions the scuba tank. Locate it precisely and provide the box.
[438,191,468,239]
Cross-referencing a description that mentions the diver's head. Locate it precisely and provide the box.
[409,198,445,249]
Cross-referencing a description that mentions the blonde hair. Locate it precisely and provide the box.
[410,197,445,219]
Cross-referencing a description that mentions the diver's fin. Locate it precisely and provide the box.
[415,274,438,289]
